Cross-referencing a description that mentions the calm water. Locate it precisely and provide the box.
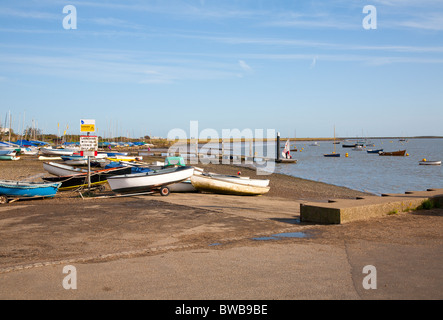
[202,138,443,196]
[274,138,443,195]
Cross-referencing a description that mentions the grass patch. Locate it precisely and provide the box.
[416,199,441,210]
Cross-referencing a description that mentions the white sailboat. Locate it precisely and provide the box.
[282,140,292,159]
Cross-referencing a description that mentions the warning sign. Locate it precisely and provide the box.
[80,119,96,132]
[80,136,98,151]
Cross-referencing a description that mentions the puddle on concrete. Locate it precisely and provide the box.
[273,232,308,238]
[252,232,308,241]
[252,236,278,241]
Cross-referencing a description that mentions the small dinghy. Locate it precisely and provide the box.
[0,180,61,204]
[190,173,270,196]
[419,159,441,166]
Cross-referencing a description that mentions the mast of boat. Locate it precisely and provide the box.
[294,129,297,150]
[8,110,11,143]
[333,125,336,154]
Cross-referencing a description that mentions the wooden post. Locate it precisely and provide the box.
[87,132,91,192]
[276,132,280,162]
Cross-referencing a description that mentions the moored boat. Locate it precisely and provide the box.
[190,173,270,196]
[419,160,441,166]
[367,149,383,154]
[324,126,340,158]
[324,153,340,158]
[379,150,406,156]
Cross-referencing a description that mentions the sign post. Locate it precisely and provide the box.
[80,120,97,193]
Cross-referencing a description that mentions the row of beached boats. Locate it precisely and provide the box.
[0,156,270,204]
[41,157,271,196]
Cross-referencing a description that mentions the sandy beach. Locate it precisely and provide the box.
[0,155,442,300]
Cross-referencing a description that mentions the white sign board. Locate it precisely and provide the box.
[80,119,96,133]
[80,135,98,151]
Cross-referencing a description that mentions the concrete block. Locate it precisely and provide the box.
[300,189,443,224]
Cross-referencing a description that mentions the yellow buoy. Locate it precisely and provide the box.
[406,153,409,157]
[422,158,427,162]
[345,153,349,158]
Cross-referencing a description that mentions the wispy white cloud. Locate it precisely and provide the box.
[393,13,443,31]
[0,7,59,20]
[238,60,252,72]
[0,48,242,85]
[310,56,318,69]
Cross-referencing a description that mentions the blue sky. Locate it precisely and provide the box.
[0,0,442,139]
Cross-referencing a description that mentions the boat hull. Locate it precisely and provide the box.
[0,155,20,161]
[42,167,132,191]
[367,149,383,154]
[40,148,76,156]
[107,166,195,194]
[379,150,406,156]
[61,156,88,166]
[275,159,297,164]
[419,161,441,166]
[191,174,270,196]
[0,150,15,156]
[324,153,340,157]
[0,180,61,198]
[168,180,198,193]
[43,162,89,176]
[206,174,270,188]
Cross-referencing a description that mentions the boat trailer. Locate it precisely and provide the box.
[79,186,171,200]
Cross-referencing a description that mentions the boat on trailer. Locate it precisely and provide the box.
[107,166,195,195]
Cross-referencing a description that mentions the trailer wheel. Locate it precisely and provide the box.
[0,195,8,204]
[160,187,170,197]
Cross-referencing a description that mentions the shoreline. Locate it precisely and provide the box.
[0,155,371,202]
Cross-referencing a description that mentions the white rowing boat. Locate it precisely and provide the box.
[43,162,89,176]
[190,174,270,196]
[40,147,77,156]
[419,160,441,166]
[107,166,194,194]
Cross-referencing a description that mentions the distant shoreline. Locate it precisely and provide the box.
[171,136,443,144]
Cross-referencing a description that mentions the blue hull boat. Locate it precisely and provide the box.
[324,153,341,157]
[367,149,383,154]
[0,150,15,156]
[0,180,62,199]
